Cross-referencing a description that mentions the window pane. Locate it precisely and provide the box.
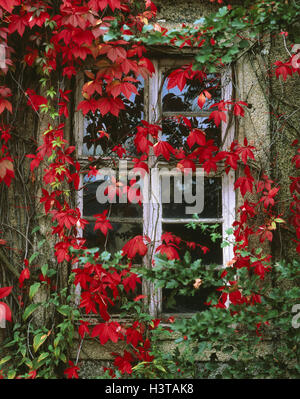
[82,77,144,156]
[161,223,223,313]
[162,176,222,219]
[162,286,215,313]
[83,175,143,218]
[162,223,223,264]
[84,221,143,254]
[162,116,220,148]
[162,73,221,112]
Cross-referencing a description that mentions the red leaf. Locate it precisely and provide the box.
[88,0,121,12]
[225,152,239,170]
[54,241,71,263]
[0,0,20,12]
[77,98,99,115]
[122,235,150,258]
[153,141,175,160]
[197,93,206,109]
[234,167,254,197]
[112,144,126,158]
[156,243,180,260]
[187,129,206,148]
[236,139,255,164]
[9,14,28,36]
[26,89,47,112]
[19,268,30,288]
[274,61,293,81]
[209,109,227,127]
[91,322,121,345]
[94,210,113,236]
[0,286,12,299]
[64,361,79,379]
[126,325,143,347]
[0,99,12,114]
[234,176,253,197]
[233,102,247,117]
[113,350,133,375]
[122,272,141,293]
[0,158,14,187]
[78,320,90,339]
[167,66,192,91]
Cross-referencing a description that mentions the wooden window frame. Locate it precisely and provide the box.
[75,58,236,318]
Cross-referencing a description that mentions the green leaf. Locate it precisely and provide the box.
[221,241,230,248]
[166,280,179,289]
[29,283,41,300]
[239,39,250,49]
[57,305,71,317]
[155,365,166,373]
[7,370,16,379]
[37,239,46,249]
[60,353,67,363]
[33,333,48,352]
[23,303,40,321]
[29,252,39,264]
[274,218,285,223]
[218,6,228,17]
[41,264,48,277]
[37,352,49,363]
[31,226,40,234]
[0,356,11,366]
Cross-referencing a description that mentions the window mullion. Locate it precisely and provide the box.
[143,61,163,317]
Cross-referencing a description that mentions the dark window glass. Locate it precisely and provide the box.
[162,73,221,113]
[161,223,222,313]
[83,77,144,156]
[162,176,222,219]
[83,221,143,255]
[162,116,221,148]
[83,175,143,218]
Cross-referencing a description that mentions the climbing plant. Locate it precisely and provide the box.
[0,0,299,379]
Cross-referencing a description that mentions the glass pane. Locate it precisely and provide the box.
[162,223,223,264]
[162,73,221,112]
[162,176,222,219]
[82,77,144,156]
[161,116,220,148]
[83,174,143,218]
[161,223,223,313]
[84,221,143,254]
[162,286,216,313]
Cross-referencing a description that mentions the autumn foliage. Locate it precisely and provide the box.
[0,0,299,379]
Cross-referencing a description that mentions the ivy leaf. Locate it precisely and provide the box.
[122,235,150,259]
[29,283,41,300]
[23,303,40,321]
[153,141,175,160]
[91,322,121,345]
[33,333,49,352]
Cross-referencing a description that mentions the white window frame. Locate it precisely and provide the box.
[144,58,235,316]
[75,58,236,317]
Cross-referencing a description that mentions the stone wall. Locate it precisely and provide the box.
[74,0,279,376]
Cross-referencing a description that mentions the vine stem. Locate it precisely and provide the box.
[75,338,83,365]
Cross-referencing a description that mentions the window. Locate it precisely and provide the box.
[76,58,235,317]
